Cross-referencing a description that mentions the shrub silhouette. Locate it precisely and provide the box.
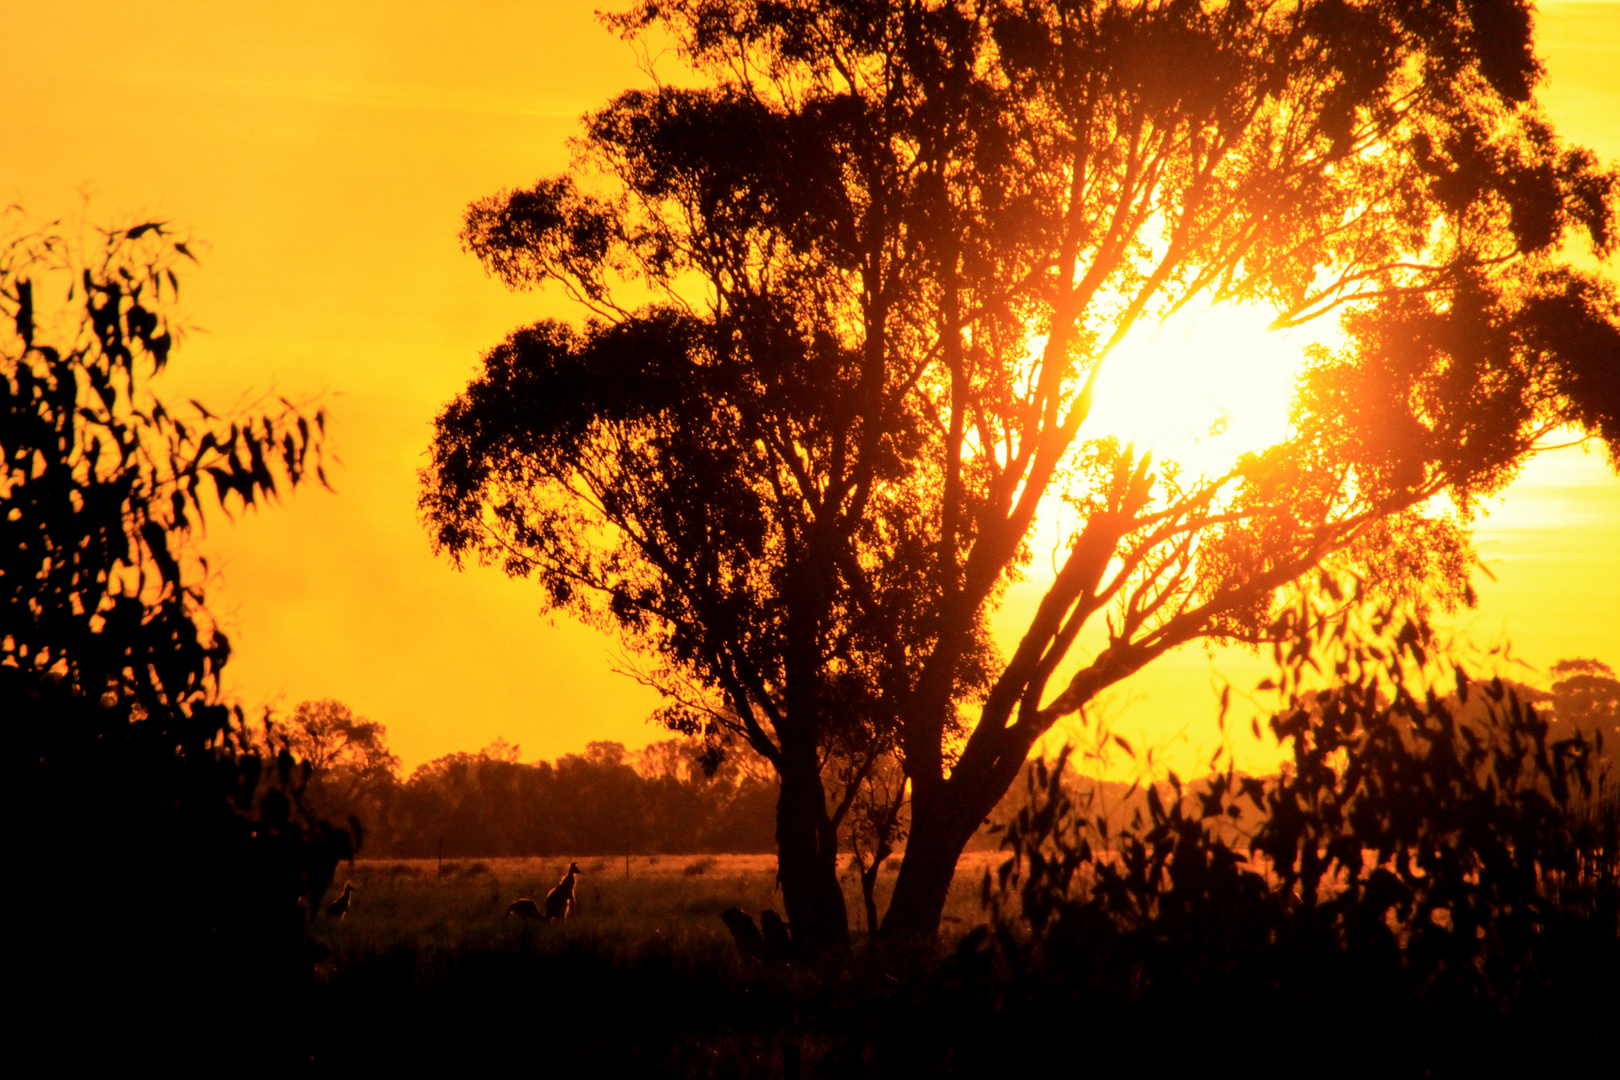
[3,213,350,1061]
[929,596,1617,1074]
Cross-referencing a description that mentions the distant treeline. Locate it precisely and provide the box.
[285,654,1617,860]
[367,742,777,858]
[283,710,779,858]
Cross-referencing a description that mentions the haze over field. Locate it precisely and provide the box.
[4,0,1616,775]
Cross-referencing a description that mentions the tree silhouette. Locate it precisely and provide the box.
[423,0,1620,946]
[281,698,401,816]
[842,749,909,937]
[2,211,346,1051]
[1548,658,1620,778]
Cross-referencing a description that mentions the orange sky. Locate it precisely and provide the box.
[5,1,1617,777]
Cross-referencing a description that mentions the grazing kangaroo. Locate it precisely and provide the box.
[544,862,581,920]
[505,897,544,921]
[327,881,355,919]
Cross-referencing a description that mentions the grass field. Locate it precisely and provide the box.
[304,852,1012,1073]
[300,826,1615,1075]
[310,851,1007,969]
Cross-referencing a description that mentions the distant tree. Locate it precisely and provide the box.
[425,0,1620,946]
[390,747,545,856]
[482,735,523,763]
[842,751,909,938]
[280,699,401,817]
[633,737,709,783]
[554,740,656,854]
[1549,658,1620,778]
[2,210,343,1050]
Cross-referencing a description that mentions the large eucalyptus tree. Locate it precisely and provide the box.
[423,0,1619,947]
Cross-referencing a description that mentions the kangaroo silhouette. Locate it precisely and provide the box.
[326,881,355,919]
[505,897,544,921]
[544,862,581,919]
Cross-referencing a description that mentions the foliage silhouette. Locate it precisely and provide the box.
[1548,657,1620,775]
[842,750,910,937]
[2,212,348,1059]
[424,0,1620,946]
[942,594,1616,1074]
[279,698,402,818]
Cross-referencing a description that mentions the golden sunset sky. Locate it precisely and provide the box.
[5,1,1617,776]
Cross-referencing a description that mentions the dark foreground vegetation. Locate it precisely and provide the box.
[312,604,1616,1076]
[4,214,353,1064]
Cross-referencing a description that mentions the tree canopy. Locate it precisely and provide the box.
[1548,658,1620,775]
[424,0,1620,946]
[280,698,402,816]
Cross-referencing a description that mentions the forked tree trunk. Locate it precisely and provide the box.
[859,862,881,939]
[774,737,850,953]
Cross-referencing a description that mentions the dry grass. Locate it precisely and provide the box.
[306,851,1013,1071]
[310,851,1006,967]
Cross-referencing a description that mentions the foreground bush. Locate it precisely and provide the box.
[3,214,351,1062]
[933,600,1617,1075]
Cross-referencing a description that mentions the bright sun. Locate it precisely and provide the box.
[1085,302,1325,477]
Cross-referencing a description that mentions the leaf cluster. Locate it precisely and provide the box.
[3,214,328,728]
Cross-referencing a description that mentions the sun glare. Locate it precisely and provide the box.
[1085,303,1324,477]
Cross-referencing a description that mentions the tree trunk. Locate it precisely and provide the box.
[774,737,850,953]
[878,782,983,940]
[771,527,851,953]
[855,835,892,939]
[859,864,881,940]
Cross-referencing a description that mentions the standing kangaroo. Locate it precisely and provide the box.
[544,862,581,920]
[326,881,355,919]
